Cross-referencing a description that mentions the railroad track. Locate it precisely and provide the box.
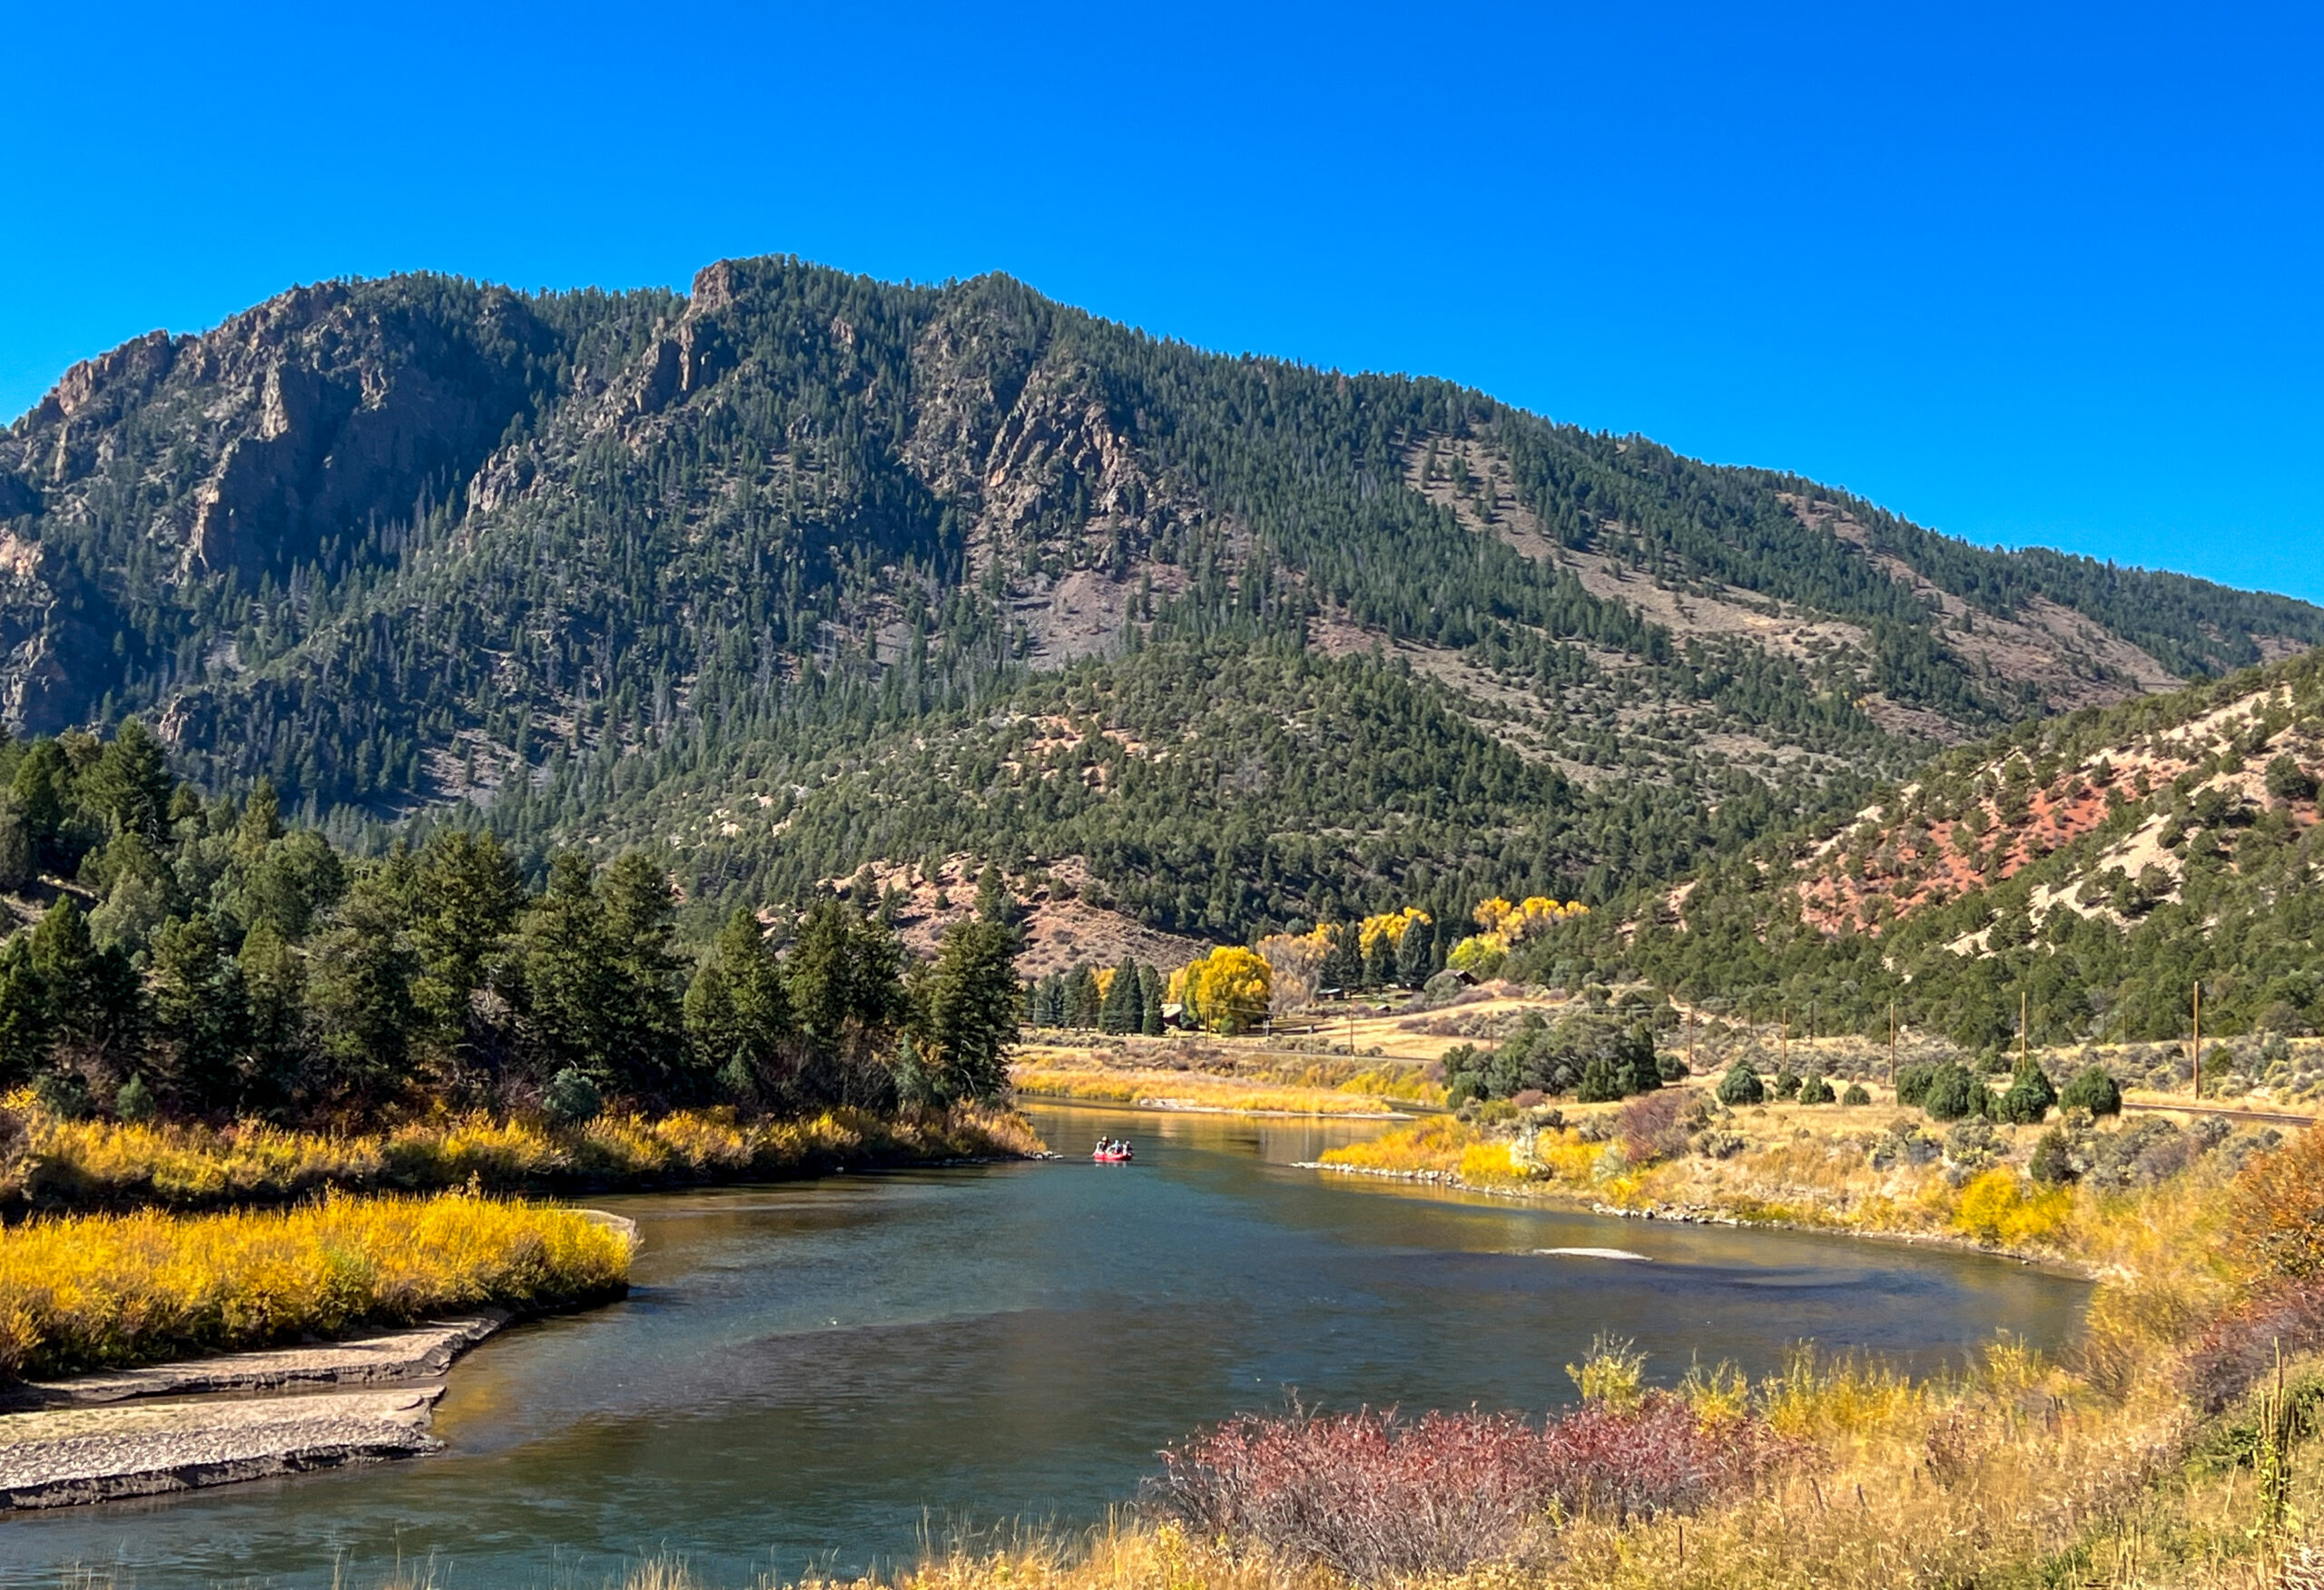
[2120,1100,2318,1130]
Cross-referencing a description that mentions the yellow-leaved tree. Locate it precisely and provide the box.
[1451,896,1589,976]
[1167,947,1274,1034]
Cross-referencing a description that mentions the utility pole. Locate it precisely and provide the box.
[2021,989,2029,1071]
[1888,1000,1896,1086]
[1687,1006,1696,1073]
[1781,1009,1789,1072]
[2192,982,2201,1099]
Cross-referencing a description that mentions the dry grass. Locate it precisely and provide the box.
[1013,1067,1403,1116]
[0,1094,1042,1213]
[0,1189,632,1381]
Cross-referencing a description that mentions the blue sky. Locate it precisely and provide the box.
[5,2,2319,601]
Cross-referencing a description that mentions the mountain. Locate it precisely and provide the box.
[1523,649,2324,1060]
[4,256,2319,939]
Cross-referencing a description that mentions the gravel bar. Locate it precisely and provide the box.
[0,1387,448,1508]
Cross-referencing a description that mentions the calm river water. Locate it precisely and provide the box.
[4,1104,2089,1587]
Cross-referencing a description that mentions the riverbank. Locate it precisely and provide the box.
[0,1097,1044,1215]
[0,1192,633,1384]
[1306,1086,2288,1269]
[1011,1039,1440,1117]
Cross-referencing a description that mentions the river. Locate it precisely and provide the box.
[3,1104,2089,1587]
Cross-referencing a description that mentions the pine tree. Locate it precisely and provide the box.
[975,862,1021,946]
[685,906,796,1103]
[0,935,53,1086]
[306,878,423,1106]
[1064,964,1102,1028]
[913,918,1021,1103]
[600,851,688,1095]
[1138,963,1165,1035]
[407,829,526,1042]
[150,913,247,1113]
[1362,932,1395,990]
[1395,922,1433,986]
[236,923,306,1111]
[1099,957,1141,1033]
[81,718,173,841]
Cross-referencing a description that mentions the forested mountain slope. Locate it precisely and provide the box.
[4,256,2318,939]
[1524,650,2324,1062]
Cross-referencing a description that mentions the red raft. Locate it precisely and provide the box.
[1091,1143,1135,1163]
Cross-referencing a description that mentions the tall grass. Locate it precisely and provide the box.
[0,1189,633,1381]
[1010,1066,1402,1115]
[0,1095,1042,1213]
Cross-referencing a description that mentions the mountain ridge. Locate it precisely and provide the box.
[4,255,2319,939]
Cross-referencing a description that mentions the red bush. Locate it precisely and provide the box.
[1619,1089,1694,1164]
[2184,1278,2324,1413]
[1148,1396,1792,1580]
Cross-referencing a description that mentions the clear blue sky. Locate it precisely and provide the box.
[5,2,2319,601]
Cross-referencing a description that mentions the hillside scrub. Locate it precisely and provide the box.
[1516,652,2324,1063]
[1316,1085,2280,1262]
[0,1190,632,1382]
[0,1093,1040,1214]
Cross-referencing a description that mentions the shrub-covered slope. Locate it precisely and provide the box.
[1526,649,2324,1053]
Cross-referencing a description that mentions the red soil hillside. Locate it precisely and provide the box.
[1782,675,2324,938]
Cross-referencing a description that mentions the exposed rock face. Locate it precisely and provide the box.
[0,278,560,728]
[0,252,2315,858]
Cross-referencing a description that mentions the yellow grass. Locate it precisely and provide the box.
[1011,1065,1403,1116]
[0,1189,632,1381]
[1,1096,1043,1212]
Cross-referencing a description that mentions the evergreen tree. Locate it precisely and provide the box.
[975,862,1021,947]
[1032,970,1066,1027]
[407,829,526,1041]
[10,740,72,873]
[1997,1058,2058,1124]
[1613,1025,1661,1094]
[517,852,629,1092]
[1575,1054,1625,1103]
[236,922,307,1111]
[236,776,283,858]
[1138,963,1165,1035]
[2059,1065,2122,1116]
[684,906,796,1102]
[1362,932,1395,990]
[912,918,1021,1103]
[1064,963,1102,1028]
[600,851,688,1095]
[81,718,173,841]
[783,897,909,1107]
[30,898,143,1075]
[149,913,248,1114]
[1395,922,1433,987]
[0,935,52,1086]
[305,878,423,1106]
[1099,957,1141,1033]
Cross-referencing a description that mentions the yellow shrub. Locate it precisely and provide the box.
[1319,1116,1472,1173]
[1952,1168,2071,1248]
[8,1100,1038,1212]
[0,1191,632,1382]
[1458,1140,1532,1185]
